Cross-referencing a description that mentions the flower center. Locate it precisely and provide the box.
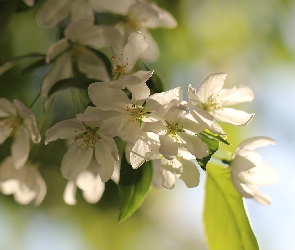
[111,55,129,78]
[165,120,185,138]
[75,125,101,150]
[204,95,222,111]
[127,103,146,122]
[0,116,21,137]
[71,45,87,62]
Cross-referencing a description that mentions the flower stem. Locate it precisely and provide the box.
[29,92,41,109]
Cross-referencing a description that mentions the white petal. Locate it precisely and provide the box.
[240,161,278,186]
[159,135,178,160]
[76,169,105,203]
[89,0,134,15]
[189,110,213,132]
[197,73,227,103]
[32,168,47,206]
[0,98,16,116]
[37,0,72,27]
[179,133,208,159]
[143,120,166,134]
[0,122,12,144]
[41,52,72,97]
[231,151,262,175]
[23,0,34,7]
[160,167,175,189]
[66,19,112,49]
[63,181,77,205]
[45,119,85,144]
[139,30,159,62]
[46,38,70,63]
[77,49,110,81]
[88,82,131,112]
[164,105,188,123]
[61,141,93,180]
[117,115,142,143]
[216,85,254,106]
[187,85,204,110]
[132,70,154,83]
[70,1,93,22]
[11,126,30,169]
[145,87,183,116]
[13,100,40,143]
[179,159,200,188]
[122,32,148,71]
[212,108,254,126]
[95,140,115,182]
[250,185,272,205]
[236,136,276,153]
[231,176,254,198]
[14,186,36,205]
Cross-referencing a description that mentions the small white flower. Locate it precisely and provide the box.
[115,1,177,61]
[63,157,120,205]
[188,73,254,131]
[143,104,210,160]
[230,136,278,205]
[45,116,118,181]
[41,19,120,96]
[0,157,46,206]
[0,98,40,169]
[108,32,153,92]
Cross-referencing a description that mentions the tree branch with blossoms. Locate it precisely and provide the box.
[0,0,278,249]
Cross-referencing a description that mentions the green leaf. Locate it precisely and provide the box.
[118,155,153,222]
[202,129,231,145]
[204,163,259,250]
[0,53,45,76]
[144,64,164,94]
[197,133,219,171]
[20,58,48,75]
[47,77,98,98]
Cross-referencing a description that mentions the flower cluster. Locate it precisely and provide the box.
[0,0,277,210]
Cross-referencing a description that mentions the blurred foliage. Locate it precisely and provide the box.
[0,0,294,249]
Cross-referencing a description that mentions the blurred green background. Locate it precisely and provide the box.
[1,0,295,249]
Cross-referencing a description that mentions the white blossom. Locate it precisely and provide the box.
[115,1,177,61]
[230,136,278,205]
[23,0,34,7]
[188,73,254,133]
[109,32,153,92]
[0,157,46,206]
[41,19,120,96]
[0,98,40,169]
[45,116,118,181]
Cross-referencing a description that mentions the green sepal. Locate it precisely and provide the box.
[118,154,153,222]
[47,77,98,98]
[204,163,259,250]
[202,129,231,145]
[144,64,164,94]
[197,133,219,171]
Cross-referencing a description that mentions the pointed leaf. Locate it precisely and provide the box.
[202,129,231,145]
[197,133,219,171]
[144,64,164,94]
[204,163,259,250]
[118,154,153,222]
[47,77,97,98]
